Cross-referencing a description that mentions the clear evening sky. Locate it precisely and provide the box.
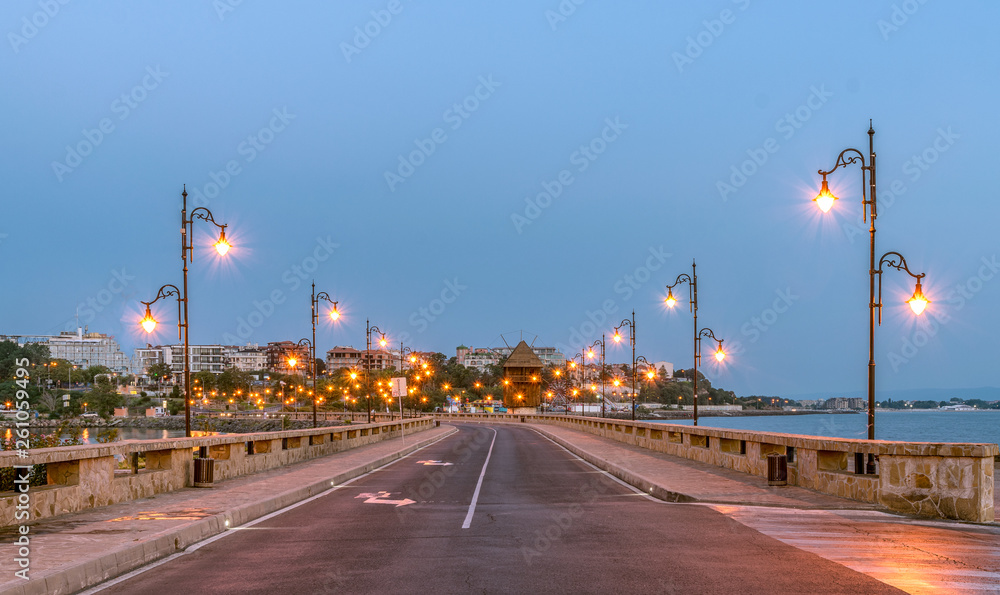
[2,1,998,399]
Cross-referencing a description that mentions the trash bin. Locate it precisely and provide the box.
[193,457,215,488]
[767,453,787,486]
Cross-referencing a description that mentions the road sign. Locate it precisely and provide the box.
[355,491,415,507]
[390,377,406,398]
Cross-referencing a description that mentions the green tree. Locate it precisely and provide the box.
[192,370,217,393]
[147,363,173,387]
[218,367,251,397]
[86,378,122,417]
[82,365,112,383]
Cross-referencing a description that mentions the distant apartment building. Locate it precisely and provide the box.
[326,346,362,371]
[132,344,226,377]
[266,341,312,375]
[223,343,267,372]
[822,397,866,410]
[457,344,566,372]
[1,328,131,372]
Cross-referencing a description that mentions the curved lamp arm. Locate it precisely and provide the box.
[876,251,929,324]
[139,284,183,339]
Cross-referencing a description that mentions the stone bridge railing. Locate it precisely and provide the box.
[0,417,433,527]
[433,413,997,523]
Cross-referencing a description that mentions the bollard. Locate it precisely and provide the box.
[767,453,787,486]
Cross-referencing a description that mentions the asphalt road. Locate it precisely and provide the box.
[93,424,904,594]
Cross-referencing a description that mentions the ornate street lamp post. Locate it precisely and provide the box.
[612,311,637,421]
[365,320,387,424]
[583,336,606,417]
[310,281,340,427]
[665,261,729,426]
[399,343,418,418]
[140,186,231,437]
[286,338,313,422]
[814,122,929,470]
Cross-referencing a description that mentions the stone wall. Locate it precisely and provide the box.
[432,413,997,522]
[0,418,433,527]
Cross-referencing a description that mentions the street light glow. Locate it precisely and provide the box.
[813,176,838,213]
[664,289,677,308]
[714,346,726,362]
[907,281,930,315]
[139,307,157,333]
[214,229,232,256]
[329,307,340,320]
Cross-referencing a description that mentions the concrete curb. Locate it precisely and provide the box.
[7,427,457,595]
[529,426,698,504]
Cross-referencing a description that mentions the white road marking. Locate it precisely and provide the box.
[355,491,415,507]
[461,427,498,529]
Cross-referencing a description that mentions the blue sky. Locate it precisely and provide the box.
[2,1,998,399]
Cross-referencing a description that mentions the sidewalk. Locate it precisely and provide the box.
[532,424,880,509]
[0,425,456,595]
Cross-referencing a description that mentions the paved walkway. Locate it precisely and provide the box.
[0,426,457,595]
[2,422,997,594]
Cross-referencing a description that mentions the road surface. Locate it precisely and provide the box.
[93,424,903,594]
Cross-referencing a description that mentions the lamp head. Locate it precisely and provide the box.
[139,306,157,334]
[907,280,930,315]
[714,343,726,362]
[612,331,622,343]
[214,229,232,256]
[287,356,297,368]
[329,305,340,321]
[664,288,677,308]
[814,175,838,213]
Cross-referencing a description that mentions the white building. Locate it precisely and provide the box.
[132,344,227,376]
[223,343,267,372]
[1,328,131,372]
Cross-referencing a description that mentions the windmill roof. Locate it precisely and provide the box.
[503,340,543,368]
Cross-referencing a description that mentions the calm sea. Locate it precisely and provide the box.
[654,410,1000,445]
[10,427,208,445]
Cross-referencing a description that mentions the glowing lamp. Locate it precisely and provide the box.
[813,176,838,213]
[714,347,726,362]
[664,289,677,308]
[907,281,930,315]
[329,308,340,321]
[214,229,232,256]
[613,332,622,343]
[139,306,158,334]
[379,337,387,348]
[287,357,298,368]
